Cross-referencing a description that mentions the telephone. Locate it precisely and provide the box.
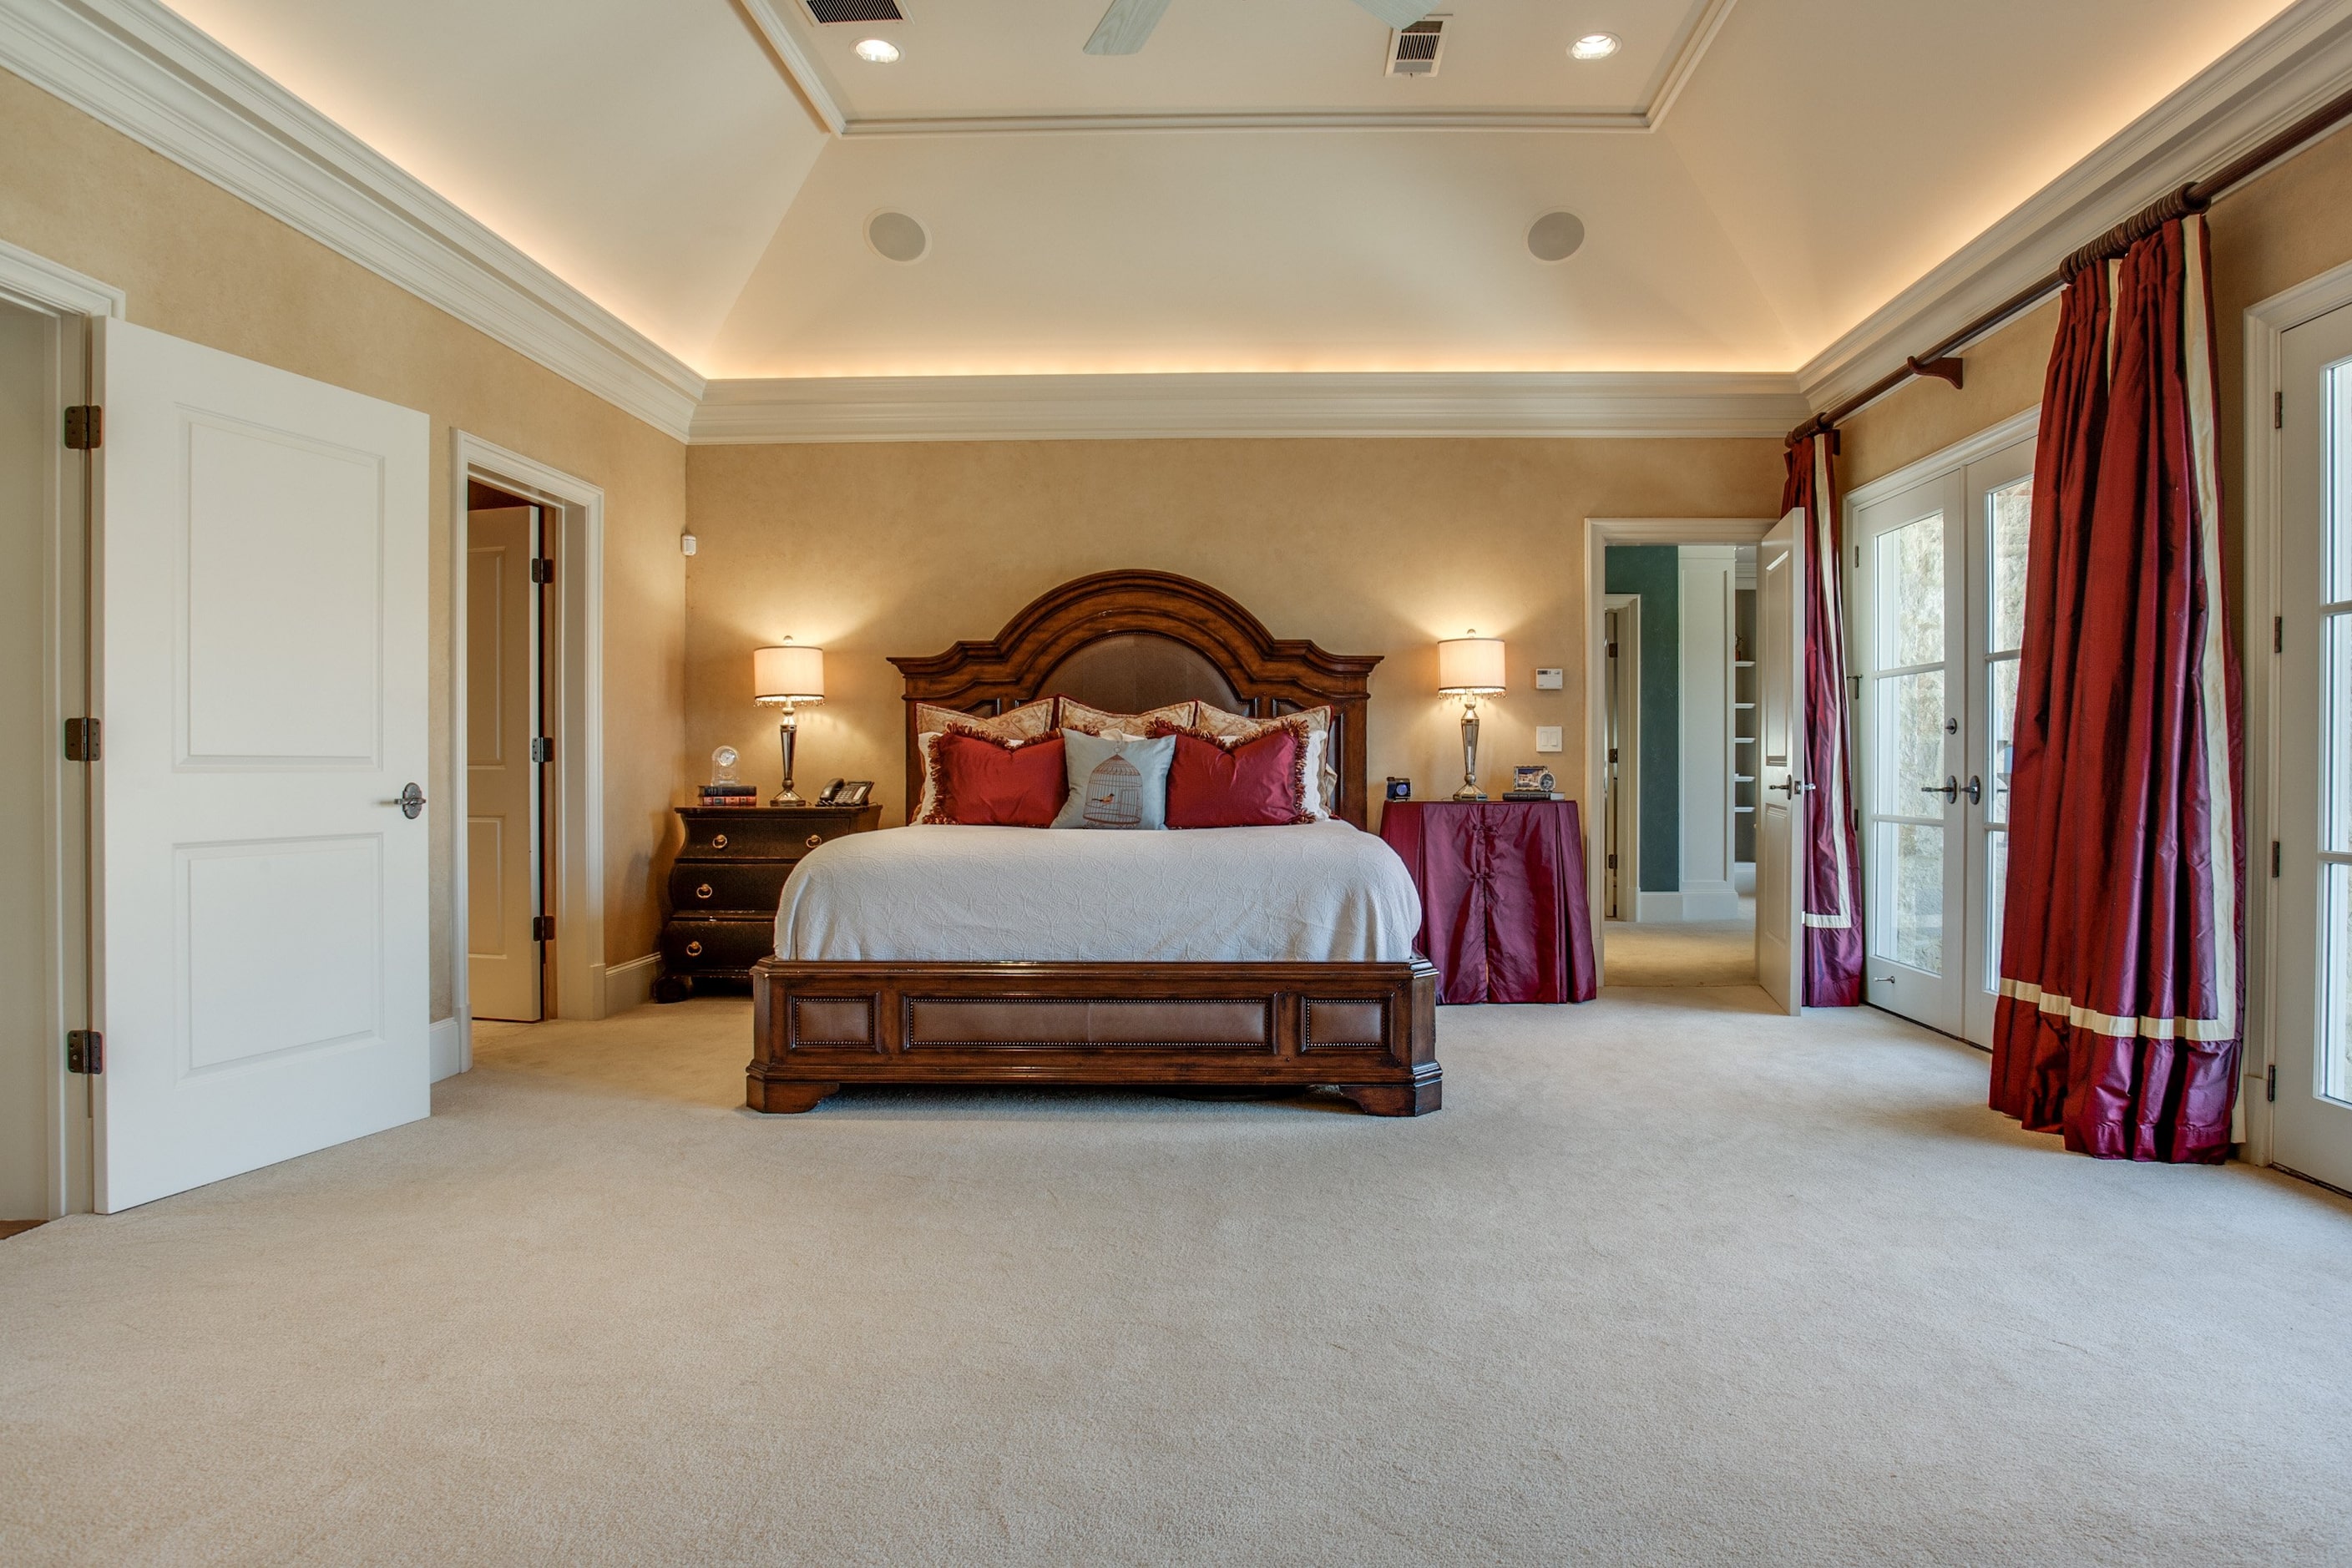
[832,780,874,807]
[813,777,847,805]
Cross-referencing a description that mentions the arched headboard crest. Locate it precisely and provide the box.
[890,569,1382,827]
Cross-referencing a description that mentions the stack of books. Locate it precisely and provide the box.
[697,782,758,806]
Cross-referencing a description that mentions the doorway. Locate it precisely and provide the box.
[464,483,551,1024]
[1846,414,2036,1046]
[1586,518,1775,986]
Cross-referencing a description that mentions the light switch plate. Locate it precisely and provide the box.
[1535,667,1565,690]
[1535,726,1563,753]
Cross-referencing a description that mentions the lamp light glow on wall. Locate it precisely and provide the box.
[1437,633,1506,802]
[753,640,825,807]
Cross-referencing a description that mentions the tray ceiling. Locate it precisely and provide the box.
[149,0,2297,384]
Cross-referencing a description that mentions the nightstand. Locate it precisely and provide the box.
[655,803,882,1001]
[1376,799,1598,1004]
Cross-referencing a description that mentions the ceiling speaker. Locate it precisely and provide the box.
[867,211,929,263]
[1527,210,1586,263]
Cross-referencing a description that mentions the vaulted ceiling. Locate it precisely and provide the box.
[155,0,2295,382]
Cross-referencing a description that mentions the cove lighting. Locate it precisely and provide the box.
[854,38,901,63]
[1570,33,1620,60]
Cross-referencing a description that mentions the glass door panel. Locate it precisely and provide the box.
[2277,307,2352,1191]
[1853,431,2036,1046]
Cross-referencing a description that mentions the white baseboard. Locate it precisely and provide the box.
[1634,888,1744,923]
[601,953,662,1014]
[428,1016,468,1082]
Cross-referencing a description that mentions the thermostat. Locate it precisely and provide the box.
[1535,667,1565,690]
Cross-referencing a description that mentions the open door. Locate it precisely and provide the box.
[466,504,545,1023]
[1754,506,1808,1014]
[95,318,430,1212]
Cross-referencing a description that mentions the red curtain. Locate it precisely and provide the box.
[1990,215,2244,1162]
[1781,435,1864,1006]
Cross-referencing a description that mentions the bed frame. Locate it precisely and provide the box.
[747,569,1441,1116]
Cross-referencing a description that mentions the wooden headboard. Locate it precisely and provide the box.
[891,569,1383,828]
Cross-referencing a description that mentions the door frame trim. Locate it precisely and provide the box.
[1603,592,1641,923]
[1586,518,1774,982]
[2242,255,2352,1166]
[449,432,606,1074]
[0,241,118,1218]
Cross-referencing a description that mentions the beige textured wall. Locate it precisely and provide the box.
[1841,123,2352,645]
[0,71,689,1015]
[683,438,1784,833]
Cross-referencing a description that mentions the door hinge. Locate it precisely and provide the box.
[1853,544,1861,569]
[532,914,556,942]
[2273,840,2282,878]
[2276,390,2285,429]
[63,716,99,761]
[66,1030,102,1075]
[529,557,555,584]
[2276,615,2284,654]
[63,404,101,449]
[1606,852,1617,868]
[1606,640,1617,657]
[2267,1063,2277,1102]
[530,736,554,763]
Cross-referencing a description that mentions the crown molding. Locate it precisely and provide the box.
[1797,0,2352,417]
[0,0,706,438]
[690,369,1808,443]
[762,0,1736,139]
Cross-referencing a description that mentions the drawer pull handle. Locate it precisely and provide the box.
[805,833,824,849]
[695,883,714,901]
[684,939,703,958]
[711,832,729,849]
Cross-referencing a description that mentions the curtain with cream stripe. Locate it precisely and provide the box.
[1990,215,2244,1162]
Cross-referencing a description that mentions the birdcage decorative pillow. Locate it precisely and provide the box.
[1050,730,1176,830]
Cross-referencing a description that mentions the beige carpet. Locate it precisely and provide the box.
[1603,906,1757,987]
[4,989,2349,1566]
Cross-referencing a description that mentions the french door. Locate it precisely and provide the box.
[1850,431,2034,1044]
[2274,302,2352,1191]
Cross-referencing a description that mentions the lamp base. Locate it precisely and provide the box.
[769,788,807,807]
[1451,787,1489,802]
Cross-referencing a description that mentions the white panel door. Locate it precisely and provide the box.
[1754,507,1807,1015]
[2274,303,2352,1192]
[96,318,430,1213]
[466,505,543,1022]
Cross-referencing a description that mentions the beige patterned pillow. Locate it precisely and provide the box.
[914,696,1057,741]
[1056,697,1201,738]
[1194,704,1338,816]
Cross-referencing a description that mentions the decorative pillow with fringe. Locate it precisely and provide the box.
[920,725,1067,827]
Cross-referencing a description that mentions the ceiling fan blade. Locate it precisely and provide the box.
[1085,0,1173,55]
[1351,0,1438,26]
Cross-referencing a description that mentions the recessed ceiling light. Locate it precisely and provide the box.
[1570,33,1620,60]
[854,38,900,63]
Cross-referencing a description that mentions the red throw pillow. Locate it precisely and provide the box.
[933,731,1067,827]
[1164,728,1305,828]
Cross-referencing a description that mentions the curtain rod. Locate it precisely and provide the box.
[1785,80,2352,448]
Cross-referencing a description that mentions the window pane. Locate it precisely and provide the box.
[2331,615,2352,854]
[1876,822,1944,974]
[1877,670,1946,813]
[2328,361,2352,604]
[1985,830,2008,994]
[2325,862,2352,1105]
[1875,513,1945,668]
[1988,655,2019,827]
[1989,478,2032,653]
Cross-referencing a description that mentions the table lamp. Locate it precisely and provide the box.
[1437,633,1505,802]
[753,640,825,806]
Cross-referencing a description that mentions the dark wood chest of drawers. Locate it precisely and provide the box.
[655,804,882,1001]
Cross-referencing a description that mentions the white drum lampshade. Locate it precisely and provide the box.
[1436,635,1505,695]
[753,643,825,706]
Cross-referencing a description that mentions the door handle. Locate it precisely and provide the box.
[1769,777,1814,797]
[1965,775,1982,806]
[1920,776,1959,804]
[386,781,426,819]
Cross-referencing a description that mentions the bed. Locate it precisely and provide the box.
[746,569,1442,1115]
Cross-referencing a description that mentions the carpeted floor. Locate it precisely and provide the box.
[1603,901,1757,987]
[3,989,2349,1566]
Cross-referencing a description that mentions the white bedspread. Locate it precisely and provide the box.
[776,822,1422,964]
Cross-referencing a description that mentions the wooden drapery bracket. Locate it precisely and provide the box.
[1904,355,1965,390]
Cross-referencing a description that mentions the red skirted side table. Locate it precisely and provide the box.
[1377,800,1598,1004]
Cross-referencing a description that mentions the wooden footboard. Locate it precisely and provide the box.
[749,957,1440,1116]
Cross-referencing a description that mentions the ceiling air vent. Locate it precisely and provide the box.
[1386,17,1447,78]
[802,0,903,23]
